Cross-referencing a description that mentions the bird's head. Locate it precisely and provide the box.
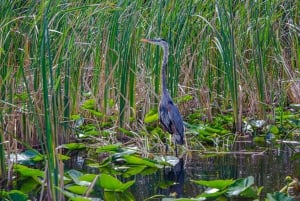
[141,38,168,48]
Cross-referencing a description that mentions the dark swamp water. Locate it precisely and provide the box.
[130,143,300,200]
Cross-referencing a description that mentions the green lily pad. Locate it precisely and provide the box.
[14,164,44,177]
[191,179,235,190]
[66,185,89,195]
[266,192,294,201]
[226,176,254,196]
[61,143,86,150]
[97,173,134,192]
[8,190,28,201]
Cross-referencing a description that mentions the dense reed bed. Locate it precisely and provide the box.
[0,0,299,200]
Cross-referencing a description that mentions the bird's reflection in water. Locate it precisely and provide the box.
[160,158,185,198]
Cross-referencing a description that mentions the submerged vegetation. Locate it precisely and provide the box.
[0,0,299,200]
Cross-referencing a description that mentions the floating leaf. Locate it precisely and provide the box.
[14,164,44,177]
[192,179,235,190]
[68,169,91,186]
[96,143,122,153]
[79,174,98,182]
[97,174,135,192]
[59,188,101,201]
[61,143,86,150]
[20,177,40,193]
[66,185,89,195]
[266,192,294,201]
[8,190,28,201]
[58,154,71,161]
[197,189,227,199]
[226,176,254,196]
[123,165,146,177]
[123,155,158,167]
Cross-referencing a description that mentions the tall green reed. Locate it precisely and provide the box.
[214,0,240,132]
[39,1,59,199]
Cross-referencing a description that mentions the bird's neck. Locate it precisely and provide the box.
[161,45,169,94]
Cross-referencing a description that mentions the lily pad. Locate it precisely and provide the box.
[191,179,235,190]
[97,173,134,192]
[226,176,254,196]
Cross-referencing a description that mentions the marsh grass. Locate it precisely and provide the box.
[0,0,299,199]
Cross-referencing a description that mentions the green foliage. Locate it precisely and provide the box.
[266,192,295,201]
[144,109,159,123]
[97,174,134,192]
[191,179,235,190]
[7,190,29,201]
[61,143,87,150]
[192,176,259,200]
[14,164,44,177]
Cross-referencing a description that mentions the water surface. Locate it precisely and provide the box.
[131,143,300,200]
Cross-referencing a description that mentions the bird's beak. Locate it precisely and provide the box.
[140,38,149,43]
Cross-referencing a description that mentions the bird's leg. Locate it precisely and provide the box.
[163,135,169,155]
[165,142,169,155]
[175,143,178,157]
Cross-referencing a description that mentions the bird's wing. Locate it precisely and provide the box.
[159,103,173,134]
[167,104,184,134]
[167,102,184,144]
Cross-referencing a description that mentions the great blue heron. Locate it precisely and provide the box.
[141,38,184,155]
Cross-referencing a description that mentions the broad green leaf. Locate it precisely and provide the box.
[61,143,86,150]
[240,186,258,198]
[14,164,44,177]
[97,173,134,192]
[291,152,300,160]
[123,165,146,177]
[191,179,235,190]
[266,192,294,201]
[20,177,40,193]
[144,109,159,123]
[59,188,102,201]
[66,185,89,195]
[226,176,254,196]
[269,125,279,134]
[123,155,158,167]
[176,94,193,103]
[140,167,159,176]
[88,109,103,117]
[68,169,91,186]
[81,99,96,110]
[8,190,28,201]
[104,191,117,201]
[79,174,98,182]
[96,143,122,153]
[58,154,71,160]
[197,189,227,198]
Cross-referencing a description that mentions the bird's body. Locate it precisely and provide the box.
[141,38,184,152]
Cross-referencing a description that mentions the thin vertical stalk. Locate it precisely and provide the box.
[39,1,58,200]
